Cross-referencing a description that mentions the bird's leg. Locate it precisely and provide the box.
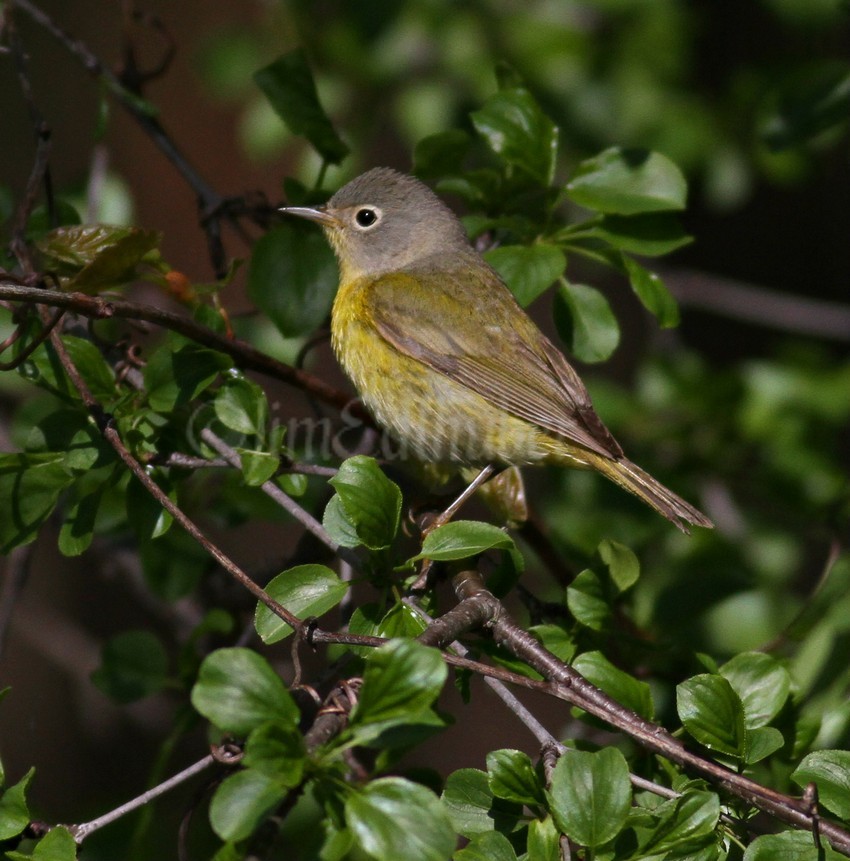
[426,464,497,534]
[411,464,496,591]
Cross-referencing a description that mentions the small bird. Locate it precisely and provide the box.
[282,168,712,533]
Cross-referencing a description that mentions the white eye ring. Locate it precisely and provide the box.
[353,206,382,229]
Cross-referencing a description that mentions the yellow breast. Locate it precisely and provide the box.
[330,275,557,466]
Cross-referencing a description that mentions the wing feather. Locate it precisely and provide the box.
[365,265,623,460]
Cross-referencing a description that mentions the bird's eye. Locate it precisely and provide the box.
[355,208,378,228]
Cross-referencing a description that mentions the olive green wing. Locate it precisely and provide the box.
[365,267,623,460]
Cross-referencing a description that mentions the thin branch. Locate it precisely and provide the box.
[666,266,850,342]
[10,0,273,278]
[0,282,364,417]
[12,0,219,209]
[69,754,219,842]
[44,320,303,631]
[302,680,362,751]
[5,2,54,268]
[412,464,497,591]
[155,451,338,477]
[408,597,560,749]
[450,569,850,856]
[199,428,360,569]
[0,307,65,370]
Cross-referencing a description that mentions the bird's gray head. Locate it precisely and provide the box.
[282,168,471,281]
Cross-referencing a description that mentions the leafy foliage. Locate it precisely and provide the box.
[1,2,849,860]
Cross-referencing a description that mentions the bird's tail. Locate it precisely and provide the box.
[588,454,714,534]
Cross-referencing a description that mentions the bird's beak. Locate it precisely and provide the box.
[279,205,341,228]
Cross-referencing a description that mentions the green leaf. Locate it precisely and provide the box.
[529,624,576,664]
[191,648,298,736]
[636,790,720,856]
[441,768,522,837]
[527,816,560,861]
[254,564,348,643]
[792,750,850,820]
[322,493,362,548]
[61,335,117,401]
[372,601,429,639]
[5,825,78,861]
[622,256,680,328]
[144,344,231,412]
[572,651,654,720]
[140,527,209,601]
[744,830,845,860]
[762,61,850,149]
[347,640,447,743]
[441,769,490,836]
[327,456,402,550]
[236,448,280,486]
[454,831,518,861]
[57,484,103,557]
[15,340,70,401]
[413,129,471,178]
[589,212,692,257]
[413,520,521,569]
[126,472,174,540]
[209,841,248,861]
[346,602,429,657]
[60,428,110,474]
[554,281,620,363]
[677,674,747,758]
[437,170,501,207]
[719,651,791,729]
[345,777,456,861]
[317,824,354,861]
[27,199,81,236]
[566,569,610,631]
[483,244,565,307]
[243,722,306,786]
[90,630,168,703]
[0,767,34,840]
[248,222,338,338]
[566,147,687,214]
[0,454,74,554]
[214,377,269,437]
[486,749,545,806]
[253,49,349,163]
[470,88,559,184]
[36,224,162,292]
[745,727,784,764]
[25,409,104,464]
[209,768,287,842]
[547,748,631,847]
[597,538,640,593]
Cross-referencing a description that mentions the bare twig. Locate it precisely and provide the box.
[156,451,338,478]
[69,753,219,842]
[0,307,65,370]
[666,266,850,342]
[0,281,364,416]
[5,3,54,267]
[411,464,497,591]
[10,0,275,277]
[302,680,362,751]
[44,320,303,631]
[199,427,360,569]
[11,0,217,209]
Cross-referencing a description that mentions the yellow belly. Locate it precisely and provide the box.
[331,277,563,467]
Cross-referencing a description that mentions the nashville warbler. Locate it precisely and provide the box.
[282,168,712,533]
